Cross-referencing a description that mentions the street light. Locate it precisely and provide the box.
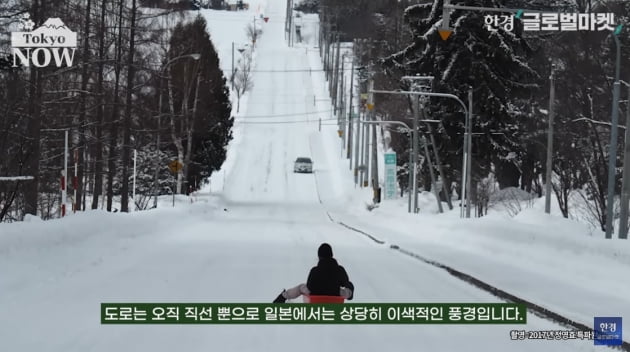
[400,76,452,212]
[369,88,471,217]
[152,53,201,209]
[402,76,433,213]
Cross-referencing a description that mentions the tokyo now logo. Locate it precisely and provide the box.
[11,14,77,68]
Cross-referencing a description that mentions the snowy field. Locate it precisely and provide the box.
[1,0,628,351]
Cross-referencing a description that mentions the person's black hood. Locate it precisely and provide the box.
[317,257,338,267]
[318,243,333,258]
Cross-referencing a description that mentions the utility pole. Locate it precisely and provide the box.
[327,31,334,92]
[330,32,337,89]
[347,57,355,163]
[364,80,373,188]
[422,134,443,213]
[361,120,413,212]
[412,96,420,212]
[408,131,413,213]
[63,130,68,216]
[132,149,137,211]
[318,9,324,57]
[285,0,290,39]
[287,0,293,46]
[322,25,328,77]
[322,24,328,77]
[354,83,363,186]
[369,79,380,202]
[339,58,345,130]
[231,42,235,90]
[73,149,78,213]
[358,108,365,187]
[403,76,435,212]
[605,32,621,239]
[153,75,163,209]
[332,35,341,114]
[419,99,443,213]
[354,39,363,185]
[426,123,453,209]
[545,64,556,214]
[340,74,346,156]
[353,108,360,183]
[466,87,473,218]
[619,81,630,239]
[362,92,368,187]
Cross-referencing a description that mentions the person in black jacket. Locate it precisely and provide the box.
[273,243,354,303]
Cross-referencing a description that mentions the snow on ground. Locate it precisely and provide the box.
[0,199,602,352]
[329,191,630,327]
[1,0,628,351]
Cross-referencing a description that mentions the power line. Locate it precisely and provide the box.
[237,107,357,118]
[246,101,319,105]
[222,67,358,73]
[237,117,337,124]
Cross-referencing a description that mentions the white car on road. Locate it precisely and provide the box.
[293,157,313,173]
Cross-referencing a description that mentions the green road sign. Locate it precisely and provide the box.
[384,152,397,200]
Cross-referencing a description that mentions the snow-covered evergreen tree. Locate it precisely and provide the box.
[383,0,541,195]
[168,16,233,193]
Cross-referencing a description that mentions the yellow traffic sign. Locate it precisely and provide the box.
[438,29,452,40]
[366,103,374,110]
[168,160,183,173]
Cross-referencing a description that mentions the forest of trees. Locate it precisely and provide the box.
[0,0,232,221]
[316,0,630,230]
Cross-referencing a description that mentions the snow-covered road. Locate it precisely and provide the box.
[0,202,599,352]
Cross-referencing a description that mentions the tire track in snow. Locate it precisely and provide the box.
[264,138,272,193]
[308,134,323,205]
[284,137,289,198]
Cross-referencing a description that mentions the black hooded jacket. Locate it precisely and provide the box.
[306,257,354,300]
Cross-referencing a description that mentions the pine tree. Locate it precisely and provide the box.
[168,16,232,193]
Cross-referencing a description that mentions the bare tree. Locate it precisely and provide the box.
[23,0,43,216]
[120,0,139,212]
[183,72,202,192]
[169,60,199,194]
[245,23,260,46]
[74,0,92,212]
[232,48,253,113]
[106,0,126,212]
[91,0,107,210]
